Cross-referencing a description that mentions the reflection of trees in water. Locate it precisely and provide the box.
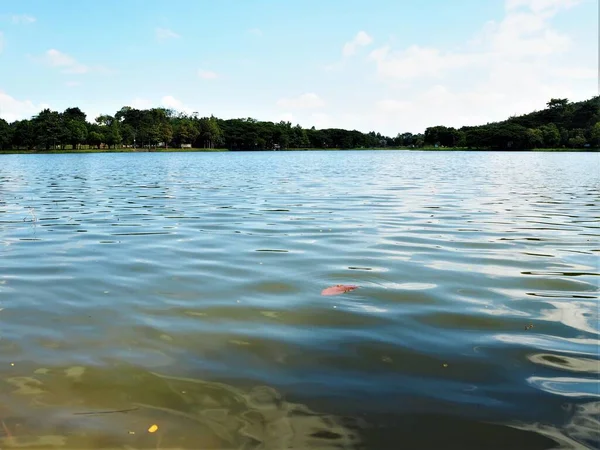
[1,365,361,449]
[511,401,599,450]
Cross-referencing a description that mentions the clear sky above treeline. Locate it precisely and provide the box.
[0,0,596,134]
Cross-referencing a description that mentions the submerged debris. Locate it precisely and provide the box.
[321,285,358,296]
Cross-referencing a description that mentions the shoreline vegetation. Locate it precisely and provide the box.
[0,96,598,153]
[0,147,597,155]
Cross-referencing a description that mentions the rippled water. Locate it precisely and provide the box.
[0,151,598,449]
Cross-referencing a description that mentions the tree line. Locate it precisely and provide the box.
[0,105,401,151]
[0,96,597,151]
[423,97,599,150]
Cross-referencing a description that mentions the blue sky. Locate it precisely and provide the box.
[0,0,597,134]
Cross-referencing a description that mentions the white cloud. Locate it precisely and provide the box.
[125,96,195,113]
[11,14,36,24]
[284,0,594,135]
[0,90,49,122]
[160,95,182,109]
[160,95,194,113]
[277,112,296,123]
[324,61,344,72]
[282,112,332,130]
[486,10,571,56]
[2,0,591,138]
[342,31,373,56]
[375,99,410,113]
[43,49,89,74]
[276,93,325,109]
[155,27,181,41]
[37,49,111,75]
[364,63,582,133]
[130,97,153,110]
[369,0,576,82]
[248,28,263,36]
[198,69,218,79]
[369,45,483,80]
[505,0,582,13]
[310,113,332,129]
[552,67,597,79]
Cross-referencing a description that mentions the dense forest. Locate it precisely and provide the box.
[425,97,599,150]
[0,96,597,151]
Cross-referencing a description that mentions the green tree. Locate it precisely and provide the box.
[465,127,491,148]
[88,131,103,149]
[547,98,569,109]
[590,122,600,147]
[65,120,88,150]
[61,107,87,149]
[104,124,122,148]
[424,126,462,147]
[159,122,173,148]
[11,120,35,149]
[199,116,222,148]
[295,125,310,148]
[137,109,168,148]
[33,109,62,150]
[64,107,87,123]
[95,115,115,127]
[120,124,135,146]
[539,123,560,147]
[94,115,122,148]
[115,107,143,147]
[273,121,291,149]
[455,130,466,147]
[174,120,198,146]
[525,128,544,148]
[1,95,597,153]
[568,135,586,148]
[568,129,587,148]
[0,118,11,150]
[115,106,133,122]
[559,127,570,147]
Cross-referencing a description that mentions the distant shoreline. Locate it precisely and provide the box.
[2,96,597,152]
[0,147,597,155]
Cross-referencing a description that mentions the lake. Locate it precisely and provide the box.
[0,150,598,449]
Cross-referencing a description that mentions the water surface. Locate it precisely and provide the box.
[0,151,598,449]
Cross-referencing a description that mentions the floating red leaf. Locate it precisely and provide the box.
[321,284,358,296]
